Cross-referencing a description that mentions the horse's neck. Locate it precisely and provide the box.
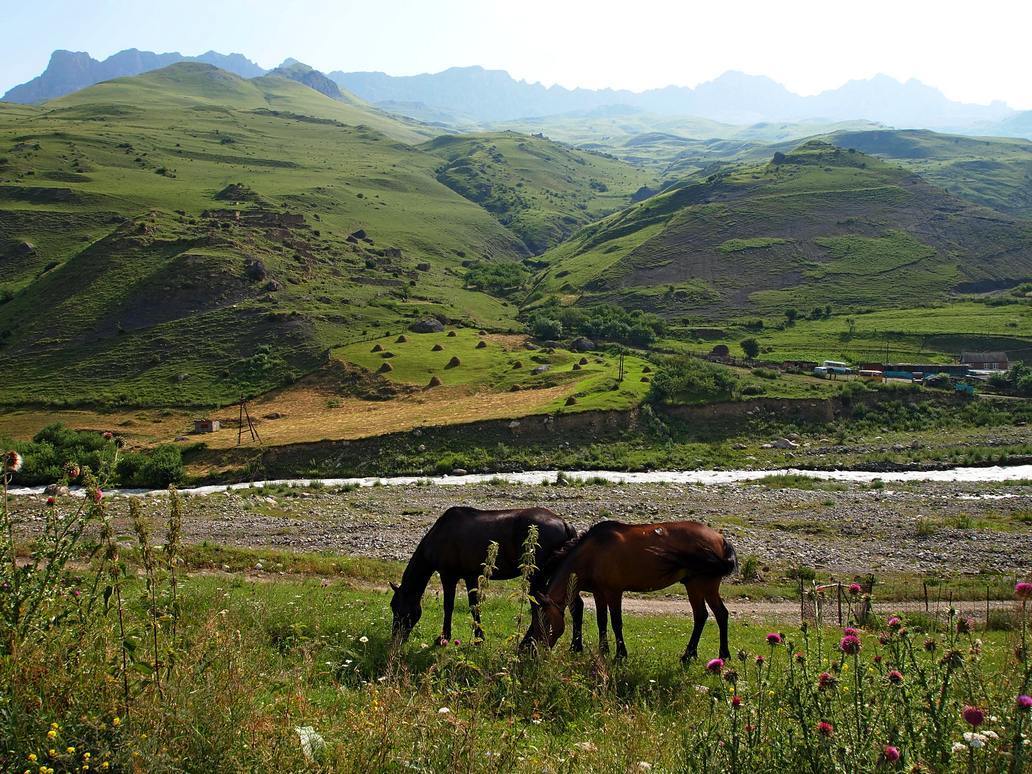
[545,557,576,608]
[400,544,434,598]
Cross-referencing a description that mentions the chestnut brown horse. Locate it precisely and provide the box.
[390,506,584,646]
[524,520,737,661]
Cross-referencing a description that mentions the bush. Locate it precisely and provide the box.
[116,444,186,488]
[648,357,739,405]
[465,261,529,297]
[525,300,664,347]
[740,337,760,359]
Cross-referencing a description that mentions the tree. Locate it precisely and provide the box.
[529,315,562,341]
[740,338,760,359]
[785,308,798,325]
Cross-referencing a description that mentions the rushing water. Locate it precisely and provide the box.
[8,464,1031,498]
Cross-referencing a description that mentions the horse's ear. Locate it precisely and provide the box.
[389,581,400,592]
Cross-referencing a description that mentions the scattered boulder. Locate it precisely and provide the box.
[532,365,550,375]
[410,318,445,333]
[579,357,589,365]
[732,443,748,450]
[773,438,800,449]
[377,362,393,374]
[349,228,367,241]
[264,412,285,420]
[451,468,468,476]
[264,279,282,292]
[395,334,407,343]
[512,361,523,369]
[524,342,539,350]
[426,375,442,388]
[371,343,383,353]
[478,329,487,335]
[570,336,596,352]
[445,356,461,369]
[416,262,431,272]
[44,484,69,496]
[244,258,268,281]
[431,343,444,352]
[509,384,521,392]
[565,396,578,406]
[572,363,582,371]
[475,340,487,349]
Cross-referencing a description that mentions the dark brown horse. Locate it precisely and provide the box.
[390,506,584,646]
[524,520,737,661]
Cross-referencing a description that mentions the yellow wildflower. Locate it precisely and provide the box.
[47,731,57,740]
[66,747,75,754]
[111,717,120,728]
[28,755,37,763]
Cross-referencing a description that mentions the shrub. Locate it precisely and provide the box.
[740,337,760,359]
[116,444,186,488]
[648,357,739,405]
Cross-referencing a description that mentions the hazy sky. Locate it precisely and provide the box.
[3,0,1030,108]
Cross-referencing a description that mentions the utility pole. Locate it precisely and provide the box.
[237,397,261,446]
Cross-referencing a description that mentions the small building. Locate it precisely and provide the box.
[960,352,1009,371]
[193,418,220,434]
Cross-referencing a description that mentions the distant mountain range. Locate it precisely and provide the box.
[4,48,266,103]
[3,50,1029,137]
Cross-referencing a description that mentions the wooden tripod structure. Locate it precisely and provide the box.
[237,398,261,446]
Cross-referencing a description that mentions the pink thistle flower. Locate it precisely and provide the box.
[766,632,783,645]
[839,634,862,655]
[873,654,883,664]
[887,669,904,685]
[849,582,862,595]
[706,658,724,673]
[64,462,81,479]
[794,651,805,664]
[3,450,23,473]
[817,720,834,738]
[90,489,103,503]
[453,639,461,646]
[843,627,860,636]
[883,745,900,762]
[731,695,742,708]
[46,496,55,506]
[957,616,975,634]
[1015,582,1032,600]
[102,431,113,440]
[754,654,765,666]
[1016,694,1032,710]
[887,616,902,629]
[962,705,985,727]
[818,671,836,690]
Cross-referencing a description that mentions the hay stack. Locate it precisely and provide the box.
[446,330,457,337]
[431,343,444,352]
[565,396,577,406]
[445,356,461,369]
[395,334,407,343]
[377,362,393,374]
[371,343,383,353]
[475,340,487,349]
[426,375,443,388]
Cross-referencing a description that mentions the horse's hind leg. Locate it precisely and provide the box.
[438,575,457,646]
[593,592,609,654]
[704,579,731,660]
[570,593,584,653]
[681,583,709,664]
[609,594,627,660]
[465,576,484,642]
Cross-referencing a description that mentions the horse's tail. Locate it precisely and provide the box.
[720,537,738,578]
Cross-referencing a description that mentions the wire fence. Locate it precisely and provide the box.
[799,575,1028,633]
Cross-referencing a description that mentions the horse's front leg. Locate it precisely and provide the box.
[465,576,484,642]
[609,594,627,660]
[593,592,609,654]
[438,576,457,646]
[570,593,584,653]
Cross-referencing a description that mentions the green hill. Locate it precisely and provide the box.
[824,129,1032,218]
[0,63,529,407]
[421,131,652,253]
[534,141,1032,319]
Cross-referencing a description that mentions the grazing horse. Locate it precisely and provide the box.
[389,506,584,645]
[524,520,737,661]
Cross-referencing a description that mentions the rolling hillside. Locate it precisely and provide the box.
[0,63,529,407]
[534,141,1032,319]
[422,131,653,252]
[824,129,1032,218]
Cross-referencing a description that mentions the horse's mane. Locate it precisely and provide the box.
[539,519,622,580]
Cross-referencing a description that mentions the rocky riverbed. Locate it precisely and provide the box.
[11,478,1031,576]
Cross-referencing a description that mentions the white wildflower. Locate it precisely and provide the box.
[963,732,987,748]
[359,635,369,643]
[952,742,968,753]
[438,707,451,714]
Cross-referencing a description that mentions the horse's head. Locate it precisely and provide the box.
[389,581,422,641]
[525,592,565,648]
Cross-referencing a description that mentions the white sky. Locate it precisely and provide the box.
[2,0,1030,109]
